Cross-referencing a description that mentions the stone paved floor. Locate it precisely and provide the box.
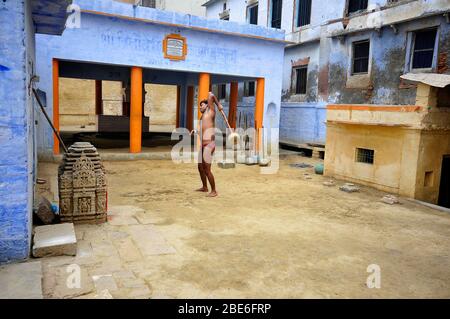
[2,154,450,298]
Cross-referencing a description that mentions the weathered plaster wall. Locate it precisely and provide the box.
[324,123,450,203]
[36,0,284,154]
[324,124,418,194]
[324,84,450,203]
[283,42,319,102]
[328,16,450,106]
[415,130,450,204]
[0,0,35,263]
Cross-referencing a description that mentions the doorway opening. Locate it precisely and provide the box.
[438,155,450,208]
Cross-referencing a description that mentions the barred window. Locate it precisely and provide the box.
[352,40,370,74]
[271,0,282,29]
[294,66,308,94]
[248,4,258,25]
[356,148,374,164]
[297,0,312,27]
[412,29,437,69]
[348,0,368,14]
[139,0,156,8]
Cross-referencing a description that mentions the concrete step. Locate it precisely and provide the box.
[33,223,77,258]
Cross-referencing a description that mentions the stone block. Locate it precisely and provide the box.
[34,195,56,225]
[339,183,360,193]
[33,223,77,258]
[381,195,399,205]
[42,265,94,299]
[323,180,335,187]
[218,160,235,169]
[127,225,176,256]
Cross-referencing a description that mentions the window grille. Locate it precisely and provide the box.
[356,148,374,164]
[295,66,308,94]
[348,0,368,14]
[352,40,370,74]
[412,29,437,69]
[248,5,258,25]
[271,0,282,29]
[297,0,312,27]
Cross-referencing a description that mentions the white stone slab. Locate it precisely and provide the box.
[0,261,43,299]
[127,225,176,256]
[33,223,77,258]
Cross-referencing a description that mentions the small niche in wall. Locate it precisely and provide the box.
[424,171,434,187]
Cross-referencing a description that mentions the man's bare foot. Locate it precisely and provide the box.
[195,187,208,192]
[206,191,218,197]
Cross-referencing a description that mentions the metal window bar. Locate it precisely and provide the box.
[348,0,368,14]
[412,29,437,69]
[297,0,312,27]
[356,148,374,164]
[295,66,308,94]
[271,0,282,29]
[352,40,370,74]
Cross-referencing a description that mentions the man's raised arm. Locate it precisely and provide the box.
[208,92,224,113]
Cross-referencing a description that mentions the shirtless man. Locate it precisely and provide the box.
[194,92,223,197]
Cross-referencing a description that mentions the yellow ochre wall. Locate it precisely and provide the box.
[324,123,422,197]
[415,131,450,203]
[324,82,450,205]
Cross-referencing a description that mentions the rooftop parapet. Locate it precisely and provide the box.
[74,0,286,43]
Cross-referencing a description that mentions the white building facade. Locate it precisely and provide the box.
[203,0,450,147]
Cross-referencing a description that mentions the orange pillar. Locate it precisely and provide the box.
[52,59,60,155]
[130,67,143,153]
[95,80,103,115]
[176,85,181,128]
[186,86,194,131]
[198,73,210,119]
[228,82,238,129]
[255,78,265,152]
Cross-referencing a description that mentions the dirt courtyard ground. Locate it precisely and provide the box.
[35,154,450,298]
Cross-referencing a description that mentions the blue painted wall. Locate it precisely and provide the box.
[0,0,35,263]
[280,102,326,145]
[328,16,450,105]
[36,0,285,155]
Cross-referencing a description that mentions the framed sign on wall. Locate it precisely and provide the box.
[163,34,187,61]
